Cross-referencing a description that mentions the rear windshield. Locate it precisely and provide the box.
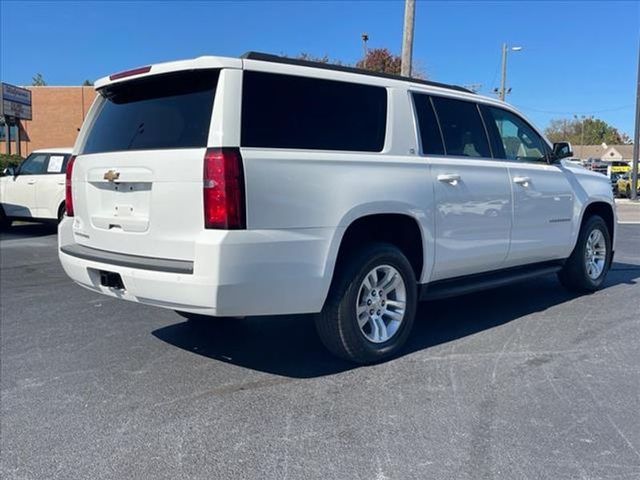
[81,70,219,154]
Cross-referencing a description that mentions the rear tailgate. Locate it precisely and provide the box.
[71,69,220,261]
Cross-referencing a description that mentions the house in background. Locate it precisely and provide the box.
[571,144,634,163]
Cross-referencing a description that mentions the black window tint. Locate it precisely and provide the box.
[431,97,491,158]
[82,70,219,154]
[19,154,48,175]
[484,106,548,162]
[241,71,387,152]
[412,93,444,155]
[479,105,506,159]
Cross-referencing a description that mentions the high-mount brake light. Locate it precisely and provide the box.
[109,66,152,81]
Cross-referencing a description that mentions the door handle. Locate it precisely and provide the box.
[437,173,461,185]
[27,180,37,185]
[513,176,531,186]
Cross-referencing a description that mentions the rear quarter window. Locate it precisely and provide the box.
[81,70,219,154]
[241,71,387,152]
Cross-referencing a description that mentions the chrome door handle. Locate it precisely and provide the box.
[513,176,531,186]
[437,173,461,184]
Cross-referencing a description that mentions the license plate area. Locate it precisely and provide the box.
[89,181,152,232]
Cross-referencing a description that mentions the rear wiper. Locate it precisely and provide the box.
[127,122,145,149]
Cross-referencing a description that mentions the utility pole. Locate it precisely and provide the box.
[632,40,639,201]
[401,0,416,77]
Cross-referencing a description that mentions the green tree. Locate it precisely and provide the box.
[82,79,94,86]
[544,117,626,145]
[31,73,47,86]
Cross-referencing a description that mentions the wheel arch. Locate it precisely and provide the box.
[321,207,429,310]
[579,200,616,246]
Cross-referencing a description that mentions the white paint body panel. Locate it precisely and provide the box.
[429,157,512,280]
[59,55,616,316]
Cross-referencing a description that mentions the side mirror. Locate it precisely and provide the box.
[3,166,16,177]
[552,142,573,160]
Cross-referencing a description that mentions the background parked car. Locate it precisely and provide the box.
[616,171,640,198]
[0,148,72,229]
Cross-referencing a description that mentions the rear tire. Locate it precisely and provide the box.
[558,215,612,293]
[315,242,417,364]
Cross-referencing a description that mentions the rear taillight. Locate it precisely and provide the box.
[203,148,246,229]
[65,155,76,217]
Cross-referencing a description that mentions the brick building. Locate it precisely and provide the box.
[2,86,97,156]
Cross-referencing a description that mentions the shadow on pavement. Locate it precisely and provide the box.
[153,263,639,379]
[0,223,57,240]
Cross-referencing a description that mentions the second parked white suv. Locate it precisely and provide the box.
[1,148,73,228]
[59,53,616,363]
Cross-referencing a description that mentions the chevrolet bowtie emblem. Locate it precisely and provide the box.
[103,170,120,182]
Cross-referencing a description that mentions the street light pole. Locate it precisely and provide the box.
[498,44,522,101]
[361,33,369,69]
[400,0,415,77]
[499,43,508,101]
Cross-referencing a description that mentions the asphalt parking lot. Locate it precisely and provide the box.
[1,222,639,480]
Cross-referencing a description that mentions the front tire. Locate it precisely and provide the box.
[315,243,417,364]
[558,215,612,292]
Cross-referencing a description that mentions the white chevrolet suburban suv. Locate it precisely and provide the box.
[59,52,616,364]
[1,148,73,228]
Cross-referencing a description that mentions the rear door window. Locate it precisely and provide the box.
[431,96,491,158]
[412,93,445,155]
[81,70,219,154]
[46,154,67,174]
[241,71,387,152]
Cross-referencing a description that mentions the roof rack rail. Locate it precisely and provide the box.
[241,51,473,94]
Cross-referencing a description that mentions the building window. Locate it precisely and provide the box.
[0,125,19,141]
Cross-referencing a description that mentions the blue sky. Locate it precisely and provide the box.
[1,0,638,136]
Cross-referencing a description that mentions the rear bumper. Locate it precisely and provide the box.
[58,217,340,316]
